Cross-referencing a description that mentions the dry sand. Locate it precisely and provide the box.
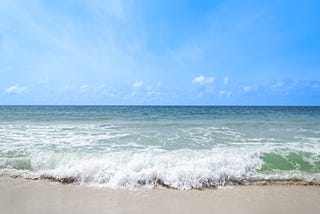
[1,176,320,214]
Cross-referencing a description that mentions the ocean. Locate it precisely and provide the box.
[0,106,319,189]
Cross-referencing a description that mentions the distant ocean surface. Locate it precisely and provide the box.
[0,106,320,189]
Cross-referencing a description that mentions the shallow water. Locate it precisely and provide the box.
[0,106,319,189]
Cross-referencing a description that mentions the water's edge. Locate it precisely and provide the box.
[1,172,320,190]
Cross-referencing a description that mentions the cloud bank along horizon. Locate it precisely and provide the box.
[1,0,320,105]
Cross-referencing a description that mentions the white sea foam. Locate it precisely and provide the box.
[2,148,260,189]
[1,146,320,189]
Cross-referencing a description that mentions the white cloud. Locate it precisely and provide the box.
[272,81,284,89]
[224,76,229,85]
[131,81,143,96]
[95,84,106,91]
[105,92,118,97]
[192,75,214,85]
[131,81,161,97]
[243,86,251,93]
[220,90,232,96]
[133,81,143,89]
[80,84,88,89]
[102,89,119,97]
[130,92,136,96]
[62,85,73,91]
[146,86,152,93]
[4,85,27,95]
[80,84,89,92]
[146,82,161,96]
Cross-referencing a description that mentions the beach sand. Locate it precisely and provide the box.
[1,176,320,214]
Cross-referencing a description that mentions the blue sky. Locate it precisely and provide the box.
[1,0,320,105]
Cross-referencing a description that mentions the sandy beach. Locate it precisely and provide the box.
[1,176,320,214]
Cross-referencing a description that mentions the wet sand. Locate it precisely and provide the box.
[1,176,320,214]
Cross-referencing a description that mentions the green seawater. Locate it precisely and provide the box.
[261,151,320,172]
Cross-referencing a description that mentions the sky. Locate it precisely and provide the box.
[1,0,320,105]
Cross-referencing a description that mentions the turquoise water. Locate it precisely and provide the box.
[0,106,320,189]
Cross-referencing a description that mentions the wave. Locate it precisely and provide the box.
[1,147,320,189]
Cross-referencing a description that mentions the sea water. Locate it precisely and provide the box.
[0,106,319,189]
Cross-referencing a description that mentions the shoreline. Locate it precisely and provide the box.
[2,171,320,188]
[1,176,320,214]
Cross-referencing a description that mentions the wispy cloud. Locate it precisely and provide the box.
[224,76,229,85]
[146,82,161,96]
[80,84,89,92]
[95,84,106,91]
[133,81,143,89]
[220,90,231,96]
[62,85,73,91]
[4,85,28,95]
[243,86,251,93]
[272,81,284,89]
[131,81,144,96]
[85,0,127,21]
[192,75,214,85]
